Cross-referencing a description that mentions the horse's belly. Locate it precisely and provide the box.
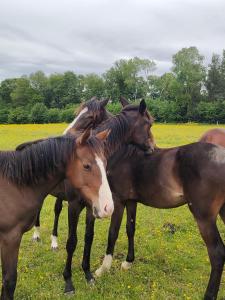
[138,184,186,209]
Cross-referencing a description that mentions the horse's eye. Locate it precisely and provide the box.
[83,163,91,171]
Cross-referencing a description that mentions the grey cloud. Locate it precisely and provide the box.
[0,0,225,80]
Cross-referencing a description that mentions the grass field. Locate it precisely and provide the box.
[0,123,225,300]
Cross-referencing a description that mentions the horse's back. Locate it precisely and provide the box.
[199,128,225,147]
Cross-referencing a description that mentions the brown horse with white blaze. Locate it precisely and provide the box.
[16,97,111,247]
[0,130,113,300]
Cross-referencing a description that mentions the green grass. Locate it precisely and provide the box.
[0,123,225,299]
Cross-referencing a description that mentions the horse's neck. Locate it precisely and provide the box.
[31,172,65,202]
[95,114,131,158]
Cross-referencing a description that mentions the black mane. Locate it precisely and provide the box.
[0,136,103,187]
[94,104,142,158]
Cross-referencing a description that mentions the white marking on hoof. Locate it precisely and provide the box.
[88,279,95,286]
[121,261,132,271]
[95,254,113,277]
[32,226,40,241]
[51,235,58,250]
[64,290,75,295]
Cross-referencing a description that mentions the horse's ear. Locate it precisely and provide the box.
[76,129,91,145]
[120,96,129,107]
[95,129,111,141]
[139,99,147,115]
[99,98,109,107]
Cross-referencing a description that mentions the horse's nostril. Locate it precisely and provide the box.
[104,205,108,213]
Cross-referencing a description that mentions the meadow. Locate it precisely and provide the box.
[0,123,225,300]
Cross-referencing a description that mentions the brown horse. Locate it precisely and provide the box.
[17,98,154,294]
[0,130,113,300]
[16,97,111,248]
[81,113,225,299]
[199,128,225,147]
[62,99,154,293]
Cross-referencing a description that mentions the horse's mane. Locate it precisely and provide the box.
[0,136,103,187]
[107,144,141,169]
[94,104,141,158]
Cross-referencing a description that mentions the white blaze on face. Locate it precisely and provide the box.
[63,107,88,135]
[95,155,114,218]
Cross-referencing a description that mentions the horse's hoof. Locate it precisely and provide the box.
[51,245,58,251]
[64,286,75,295]
[51,235,58,250]
[32,236,40,242]
[88,278,95,285]
[95,268,103,277]
[121,261,132,271]
[64,290,75,296]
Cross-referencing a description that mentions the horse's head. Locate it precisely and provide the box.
[67,129,114,219]
[120,97,155,153]
[64,97,110,135]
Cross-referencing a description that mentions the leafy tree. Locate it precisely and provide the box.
[0,108,9,123]
[29,71,51,107]
[81,74,105,99]
[148,73,181,101]
[10,77,39,107]
[172,47,206,108]
[60,107,75,122]
[30,103,48,123]
[47,108,61,123]
[220,50,225,99]
[0,78,17,106]
[48,72,81,108]
[206,54,223,101]
[196,101,220,123]
[8,107,30,123]
[104,57,156,100]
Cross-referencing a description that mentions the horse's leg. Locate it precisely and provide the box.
[219,204,225,225]
[195,216,225,300]
[95,199,125,277]
[1,234,21,300]
[32,210,41,241]
[81,206,95,283]
[121,201,137,271]
[63,200,84,294]
[51,197,63,250]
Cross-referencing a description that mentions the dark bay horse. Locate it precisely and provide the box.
[17,97,111,248]
[0,130,113,300]
[62,99,154,293]
[199,128,225,147]
[92,125,225,300]
[17,98,154,294]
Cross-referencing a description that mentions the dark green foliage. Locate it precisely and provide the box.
[0,49,225,124]
[0,108,9,123]
[30,103,48,123]
[8,108,30,124]
[47,108,61,123]
[60,107,75,123]
[107,102,122,114]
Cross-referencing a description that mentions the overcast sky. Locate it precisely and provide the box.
[1,0,225,81]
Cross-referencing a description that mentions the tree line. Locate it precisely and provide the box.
[0,47,225,124]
